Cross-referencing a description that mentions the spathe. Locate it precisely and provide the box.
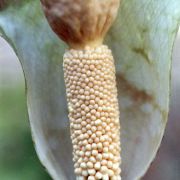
[0,0,180,179]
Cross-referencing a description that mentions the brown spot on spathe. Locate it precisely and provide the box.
[132,47,153,65]
[116,73,168,123]
[116,73,154,104]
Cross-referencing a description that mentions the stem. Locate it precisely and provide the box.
[63,45,121,180]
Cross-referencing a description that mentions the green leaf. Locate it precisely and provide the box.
[0,0,179,179]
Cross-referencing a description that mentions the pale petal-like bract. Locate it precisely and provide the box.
[0,0,180,180]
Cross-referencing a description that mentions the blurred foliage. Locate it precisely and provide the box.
[0,85,50,180]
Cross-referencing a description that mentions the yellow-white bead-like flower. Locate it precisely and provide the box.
[41,0,121,179]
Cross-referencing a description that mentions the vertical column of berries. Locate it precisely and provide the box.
[63,45,121,180]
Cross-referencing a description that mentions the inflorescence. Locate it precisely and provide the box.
[63,45,121,180]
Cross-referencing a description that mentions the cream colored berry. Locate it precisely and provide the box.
[95,172,103,179]
[82,170,88,177]
[88,176,96,180]
[94,162,101,170]
[87,161,94,169]
[88,169,96,176]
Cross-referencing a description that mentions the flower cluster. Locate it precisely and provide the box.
[63,45,121,180]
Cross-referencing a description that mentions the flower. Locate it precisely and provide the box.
[0,0,179,179]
